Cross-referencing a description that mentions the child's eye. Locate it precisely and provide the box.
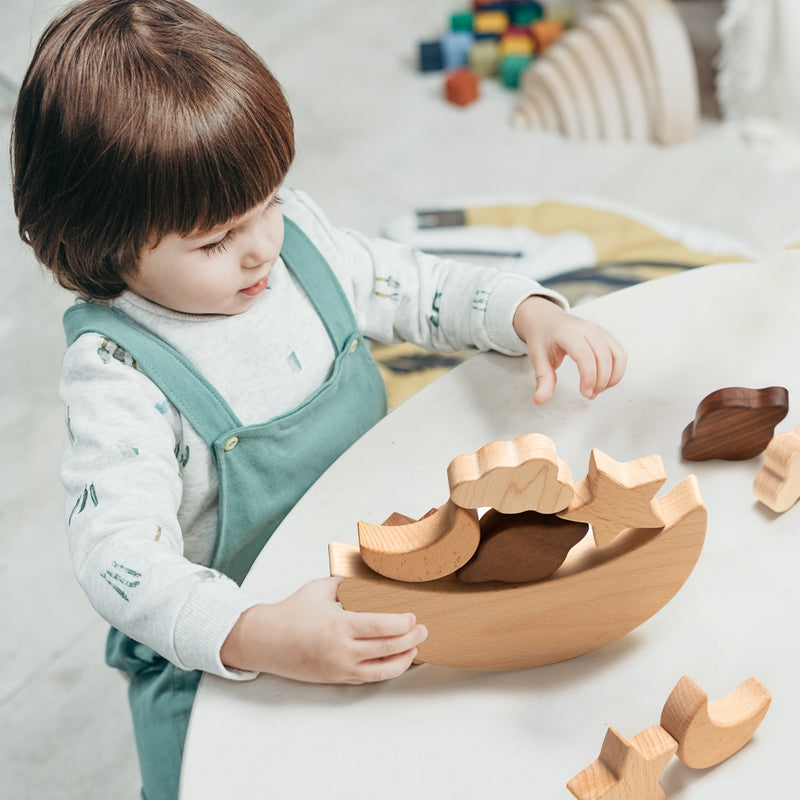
[201,231,233,255]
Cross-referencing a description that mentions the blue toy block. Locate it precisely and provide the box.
[419,40,444,72]
[442,31,475,69]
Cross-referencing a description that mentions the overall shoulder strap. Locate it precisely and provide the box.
[63,303,241,445]
[281,217,360,349]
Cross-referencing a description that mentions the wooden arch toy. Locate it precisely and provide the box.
[513,0,699,145]
[330,434,707,670]
[754,425,800,512]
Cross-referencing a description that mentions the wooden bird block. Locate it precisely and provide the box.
[681,386,789,461]
[754,426,800,512]
[457,508,588,583]
[447,432,574,514]
[358,500,480,583]
[659,676,772,769]
[330,476,706,670]
[567,725,677,800]
[558,449,666,547]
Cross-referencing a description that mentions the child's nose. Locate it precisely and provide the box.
[242,232,277,268]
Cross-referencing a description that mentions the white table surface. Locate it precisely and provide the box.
[181,257,800,798]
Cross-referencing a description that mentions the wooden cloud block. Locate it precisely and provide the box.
[358,501,480,583]
[558,449,666,547]
[457,509,589,584]
[447,432,574,514]
[754,426,800,512]
[681,386,789,461]
[330,476,706,670]
[567,726,677,800]
[659,676,772,769]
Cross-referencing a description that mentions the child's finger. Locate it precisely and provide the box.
[349,647,421,684]
[351,625,428,662]
[347,610,420,639]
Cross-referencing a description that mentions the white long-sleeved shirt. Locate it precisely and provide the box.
[60,189,566,679]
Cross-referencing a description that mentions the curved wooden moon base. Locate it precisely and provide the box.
[681,386,789,461]
[515,0,698,144]
[447,432,574,514]
[754,426,800,512]
[567,726,677,800]
[358,501,480,583]
[660,676,772,769]
[330,476,705,670]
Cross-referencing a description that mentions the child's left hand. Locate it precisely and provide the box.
[513,295,627,405]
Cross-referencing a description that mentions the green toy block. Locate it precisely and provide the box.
[500,53,534,88]
[450,11,473,32]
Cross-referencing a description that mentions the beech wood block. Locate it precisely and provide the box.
[754,426,800,512]
[456,509,589,584]
[659,676,772,769]
[330,476,705,670]
[681,386,789,461]
[567,725,677,800]
[558,449,666,547]
[358,500,480,583]
[448,433,574,514]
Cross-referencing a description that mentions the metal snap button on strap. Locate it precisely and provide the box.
[223,436,239,452]
[348,338,359,354]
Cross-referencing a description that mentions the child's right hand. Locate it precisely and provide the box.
[220,577,428,684]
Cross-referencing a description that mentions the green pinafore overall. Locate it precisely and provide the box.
[63,218,387,800]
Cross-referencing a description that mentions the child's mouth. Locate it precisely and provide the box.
[240,276,269,296]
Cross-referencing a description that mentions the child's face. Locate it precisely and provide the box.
[127,193,284,315]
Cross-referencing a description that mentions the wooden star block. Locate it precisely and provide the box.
[358,501,480,582]
[754,426,800,512]
[558,449,666,547]
[447,432,574,514]
[660,676,772,769]
[567,725,677,800]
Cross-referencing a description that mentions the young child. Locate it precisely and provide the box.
[13,1,626,797]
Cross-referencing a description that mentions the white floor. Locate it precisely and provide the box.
[3,1,800,797]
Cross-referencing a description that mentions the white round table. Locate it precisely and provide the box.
[181,257,800,798]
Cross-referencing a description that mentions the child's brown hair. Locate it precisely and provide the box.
[12,0,295,299]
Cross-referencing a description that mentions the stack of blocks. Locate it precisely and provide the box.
[418,0,574,106]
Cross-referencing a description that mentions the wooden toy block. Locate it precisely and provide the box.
[468,39,501,77]
[418,40,444,72]
[457,508,588,583]
[510,2,544,28]
[530,19,564,53]
[681,386,789,461]
[330,475,706,670]
[516,0,698,145]
[567,725,677,800]
[358,500,480,582]
[442,30,475,70]
[660,676,772,769]
[447,432,574,514]
[499,31,535,59]
[450,11,473,33]
[543,1,576,28]
[444,68,480,106]
[500,53,534,88]
[473,10,510,38]
[557,449,666,547]
[754,426,800,512]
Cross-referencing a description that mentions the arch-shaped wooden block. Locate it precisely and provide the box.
[447,432,574,514]
[558,449,666,547]
[331,476,705,670]
[681,386,789,461]
[659,676,772,769]
[754,426,800,512]
[357,500,480,582]
[514,0,698,144]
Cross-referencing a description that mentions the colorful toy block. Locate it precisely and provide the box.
[444,67,480,106]
[500,53,534,88]
[418,40,444,72]
[450,11,473,32]
[474,10,510,38]
[530,18,564,53]
[441,30,475,69]
[468,39,501,76]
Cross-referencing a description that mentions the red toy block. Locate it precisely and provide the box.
[445,68,480,106]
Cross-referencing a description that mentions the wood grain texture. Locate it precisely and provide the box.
[754,425,800,512]
[659,676,772,769]
[457,509,588,583]
[557,449,666,547]
[330,476,705,670]
[358,501,480,582]
[681,386,789,461]
[447,432,574,514]
[567,725,677,800]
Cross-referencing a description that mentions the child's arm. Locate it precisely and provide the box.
[220,578,428,684]
[513,295,627,405]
